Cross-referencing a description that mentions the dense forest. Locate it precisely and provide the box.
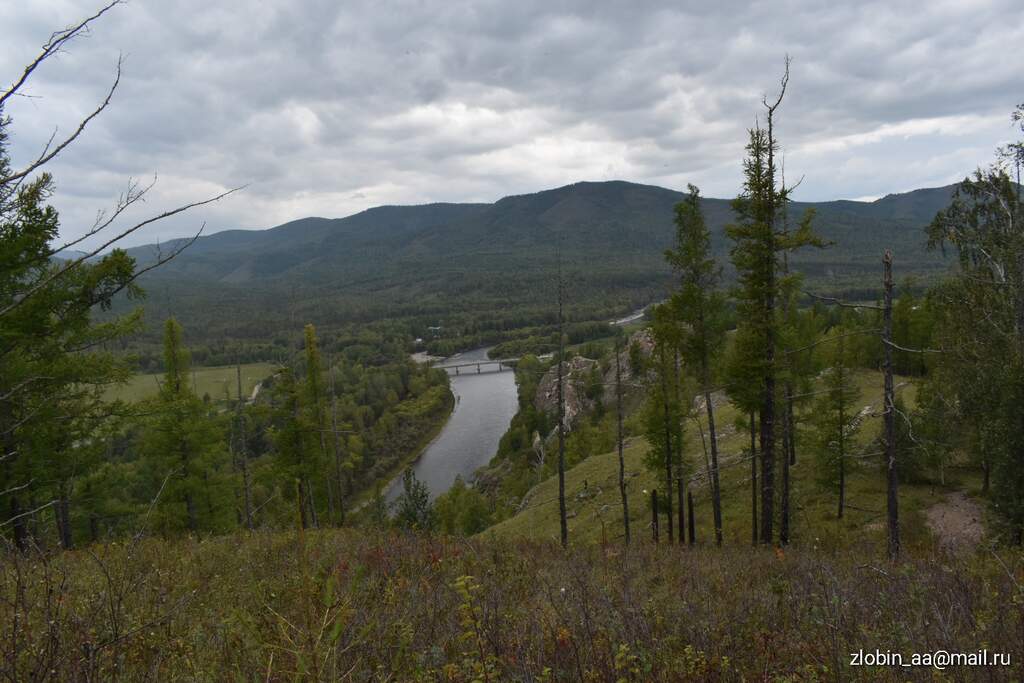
[2,4,1024,680]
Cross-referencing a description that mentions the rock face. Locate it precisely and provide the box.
[534,356,599,431]
[534,329,655,440]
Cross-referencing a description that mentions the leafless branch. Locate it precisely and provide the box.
[0,187,240,319]
[48,176,157,257]
[1,55,123,187]
[0,480,33,498]
[762,54,791,114]
[881,338,942,354]
[783,329,882,356]
[0,499,57,528]
[0,1,122,109]
[803,291,883,311]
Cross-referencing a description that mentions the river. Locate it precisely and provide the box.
[385,347,518,503]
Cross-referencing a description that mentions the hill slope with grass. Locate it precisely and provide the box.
[485,370,985,552]
[5,527,1021,680]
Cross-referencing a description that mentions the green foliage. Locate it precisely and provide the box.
[665,184,729,388]
[136,319,232,534]
[435,476,493,535]
[0,111,151,547]
[807,333,861,493]
[640,312,688,491]
[393,468,435,531]
[924,158,1024,538]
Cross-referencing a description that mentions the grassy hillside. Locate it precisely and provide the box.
[486,370,973,553]
[4,528,1020,680]
[103,362,278,403]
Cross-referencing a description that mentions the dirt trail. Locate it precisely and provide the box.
[926,491,984,551]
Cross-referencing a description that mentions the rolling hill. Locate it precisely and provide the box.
[121,180,960,343]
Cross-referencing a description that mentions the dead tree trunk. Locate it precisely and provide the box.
[750,412,758,546]
[616,340,630,544]
[236,363,253,529]
[780,404,791,546]
[329,356,345,526]
[687,491,696,545]
[883,250,900,561]
[651,489,659,543]
[306,480,319,529]
[677,476,685,545]
[837,338,847,520]
[557,249,568,549]
[57,481,72,550]
[660,346,674,543]
[705,390,723,546]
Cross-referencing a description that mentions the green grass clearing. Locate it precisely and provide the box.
[104,362,279,404]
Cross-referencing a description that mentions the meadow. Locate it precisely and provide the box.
[103,362,280,403]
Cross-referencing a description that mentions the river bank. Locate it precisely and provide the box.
[383,347,518,503]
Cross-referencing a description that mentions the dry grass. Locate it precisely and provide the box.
[1,529,1021,681]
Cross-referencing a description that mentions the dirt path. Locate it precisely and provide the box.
[926,491,984,551]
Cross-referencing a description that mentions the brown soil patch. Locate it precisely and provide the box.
[926,491,984,551]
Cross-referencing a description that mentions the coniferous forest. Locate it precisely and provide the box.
[2,3,1024,680]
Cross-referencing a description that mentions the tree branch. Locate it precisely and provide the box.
[0,187,241,319]
[0,1,122,109]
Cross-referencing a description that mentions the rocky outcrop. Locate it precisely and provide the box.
[534,356,599,431]
[534,329,655,440]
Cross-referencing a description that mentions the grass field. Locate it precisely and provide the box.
[483,370,974,553]
[104,362,280,403]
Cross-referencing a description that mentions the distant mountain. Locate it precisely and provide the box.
[53,249,91,261]
[122,180,959,342]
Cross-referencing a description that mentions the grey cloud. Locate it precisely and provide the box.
[0,0,1019,248]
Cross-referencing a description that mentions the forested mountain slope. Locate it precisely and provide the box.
[123,181,959,342]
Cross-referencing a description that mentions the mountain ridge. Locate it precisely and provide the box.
[117,180,962,343]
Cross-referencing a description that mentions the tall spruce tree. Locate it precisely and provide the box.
[726,62,822,544]
[665,184,728,546]
[809,331,861,519]
[137,319,231,534]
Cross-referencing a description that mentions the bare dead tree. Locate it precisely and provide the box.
[676,475,685,546]
[660,346,675,543]
[557,242,568,549]
[687,490,696,546]
[615,337,630,544]
[650,489,659,544]
[236,362,253,530]
[883,251,899,560]
[750,412,758,546]
[805,251,914,561]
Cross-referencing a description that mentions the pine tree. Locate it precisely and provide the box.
[303,324,330,526]
[726,61,822,544]
[137,319,231,534]
[643,305,686,535]
[665,184,728,546]
[809,332,861,518]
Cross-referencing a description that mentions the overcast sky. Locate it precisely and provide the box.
[1,0,1021,249]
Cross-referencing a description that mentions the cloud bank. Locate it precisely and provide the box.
[1,0,1020,248]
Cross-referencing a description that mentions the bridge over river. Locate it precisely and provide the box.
[430,357,517,375]
[386,347,518,503]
